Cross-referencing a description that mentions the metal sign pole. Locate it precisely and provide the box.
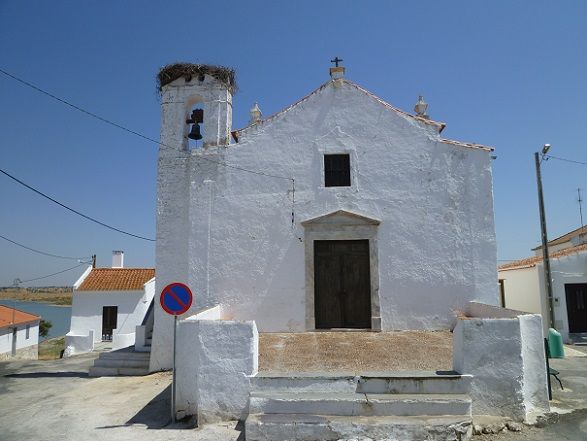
[172,314,177,423]
[159,282,193,425]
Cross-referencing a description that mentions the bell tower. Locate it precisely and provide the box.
[158,63,235,150]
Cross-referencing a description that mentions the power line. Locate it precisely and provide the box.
[0,168,155,242]
[0,67,293,182]
[15,262,89,285]
[0,234,90,261]
[544,154,587,167]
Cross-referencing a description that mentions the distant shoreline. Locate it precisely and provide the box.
[0,289,72,306]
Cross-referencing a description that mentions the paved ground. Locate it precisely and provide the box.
[0,352,241,441]
[259,331,453,374]
[1,342,587,440]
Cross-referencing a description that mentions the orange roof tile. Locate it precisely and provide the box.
[499,243,587,271]
[77,268,155,292]
[0,305,40,329]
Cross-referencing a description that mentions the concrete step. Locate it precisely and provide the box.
[249,392,472,417]
[252,375,357,393]
[93,358,149,369]
[245,413,473,441]
[252,372,472,395]
[358,373,472,395]
[98,350,151,361]
[88,366,149,377]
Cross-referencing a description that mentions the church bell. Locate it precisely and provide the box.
[188,123,202,140]
[187,108,204,140]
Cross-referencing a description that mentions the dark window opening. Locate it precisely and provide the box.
[324,154,351,187]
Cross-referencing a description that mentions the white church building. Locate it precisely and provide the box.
[148,63,549,439]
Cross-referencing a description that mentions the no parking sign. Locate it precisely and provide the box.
[160,282,193,316]
[160,282,194,422]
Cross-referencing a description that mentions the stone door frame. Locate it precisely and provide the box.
[301,210,381,331]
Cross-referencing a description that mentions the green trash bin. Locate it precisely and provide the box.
[548,328,565,359]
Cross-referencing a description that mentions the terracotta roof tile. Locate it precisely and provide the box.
[77,268,155,292]
[0,305,40,329]
[532,225,587,250]
[499,243,587,271]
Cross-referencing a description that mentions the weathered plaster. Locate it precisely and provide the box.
[175,309,258,423]
[152,75,498,370]
[453,303,549,422]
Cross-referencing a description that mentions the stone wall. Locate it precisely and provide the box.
[175,306,258,423]
[453,302,549,422]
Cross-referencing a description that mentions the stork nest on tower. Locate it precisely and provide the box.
[157,63,237,94]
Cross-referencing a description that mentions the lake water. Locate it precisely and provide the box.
[0,300,71,341]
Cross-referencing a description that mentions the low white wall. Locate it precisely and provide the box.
[112,330,135,350]
[453,318,526,420]
[519,314,550,419]
[64,330,95,357]
[175,306,258,423]
[135,325,148,352]
[453,302,549,422]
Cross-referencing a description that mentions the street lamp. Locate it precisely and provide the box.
[535,144,556,329]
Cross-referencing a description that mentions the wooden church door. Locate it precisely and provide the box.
[314,240,371,329]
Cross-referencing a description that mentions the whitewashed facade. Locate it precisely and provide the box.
[65,255,155,356]
[0,306,40,361]
[499,227,587,342]
[151,65,499,370]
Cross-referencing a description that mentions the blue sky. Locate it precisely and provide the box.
[1,1,586,286]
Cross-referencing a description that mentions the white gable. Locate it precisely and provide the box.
[152,72,498,370]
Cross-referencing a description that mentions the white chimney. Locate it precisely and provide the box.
[112,250,124,268]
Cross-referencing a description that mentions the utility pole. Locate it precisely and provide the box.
[535,145,556,329]
[578,188,584,234]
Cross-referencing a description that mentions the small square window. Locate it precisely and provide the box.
[26,325,30,339]
[324,154,351,187]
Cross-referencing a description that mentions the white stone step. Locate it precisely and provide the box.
[94,358,149,369]
[249,392,472,417]
[245,413,473,441]
[253,372,472,395]
[88,366,149,377]
[252,375,358,393]
[357,373,472,395]
[98,350,150,361]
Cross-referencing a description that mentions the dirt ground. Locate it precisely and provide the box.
[259,330,453,374]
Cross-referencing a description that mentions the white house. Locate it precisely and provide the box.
[0,305,40,361]
[499,225,587,342]
[65,251,155,356]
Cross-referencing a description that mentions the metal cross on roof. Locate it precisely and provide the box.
[330,57,343,67]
